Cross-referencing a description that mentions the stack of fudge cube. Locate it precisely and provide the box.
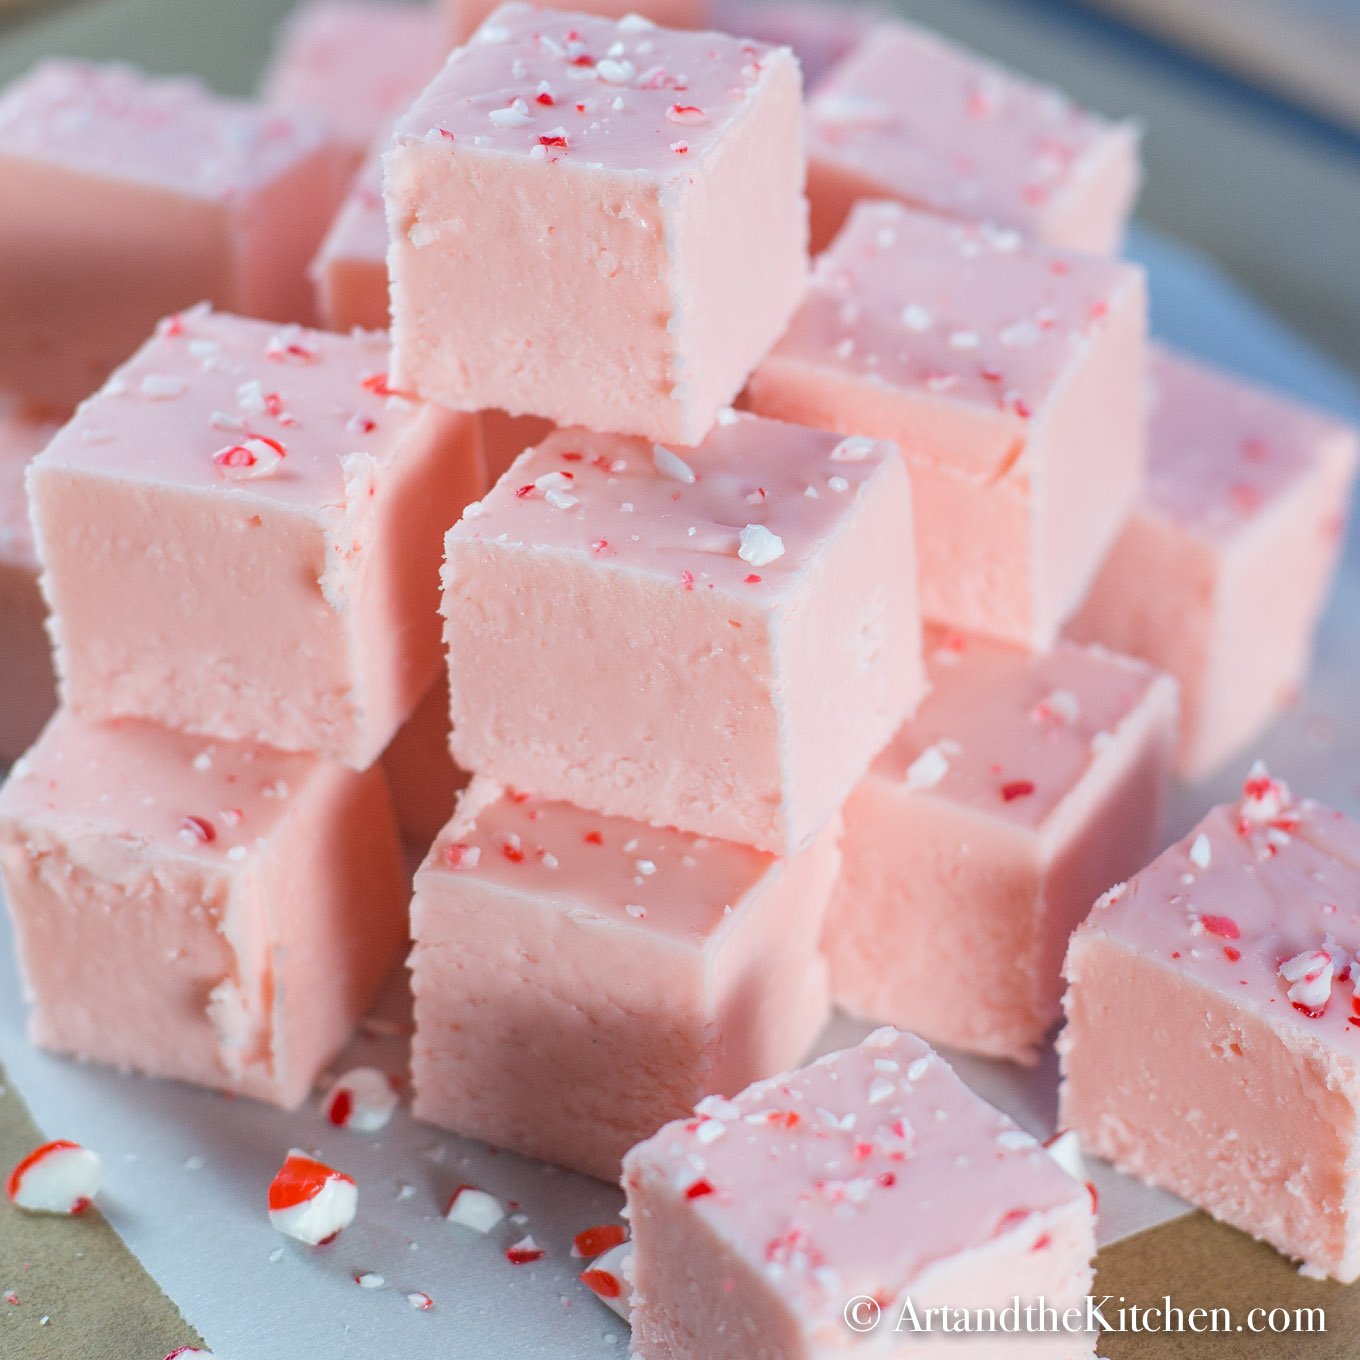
[0,0,1358,1347]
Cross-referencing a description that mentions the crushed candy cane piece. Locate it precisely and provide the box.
[506,1234,545,1264]
[1280,949,1334,1017]
[7,1140,101,1215]
[445,1184,505,1233]
[737,523,785,567]
[267,1149,357,1245]
[212,435,286,481]
[652,443,696,484]
[580,1242,632,1320]
[323,1067,398,1133]
[573,1222,627,1257]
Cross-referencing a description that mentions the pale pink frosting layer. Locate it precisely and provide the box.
[443,412,924,852]
[31,307,485,766]
[386,4,807,442]
[805,21,1140,252]
[1066,347,1358,777]
[625,1028,1095,1356]
[748,200,1145,647]
[1061,772,1360,1279]
[410,777,838,1179]
[0,710,407,1107]
[262,1,450,157]
[0,61,348,410]
[450,0,708,44]
[827,627,1177,1062]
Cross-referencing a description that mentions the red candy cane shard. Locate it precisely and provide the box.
[7,1140,101,1215]
[267,1149,357,1245]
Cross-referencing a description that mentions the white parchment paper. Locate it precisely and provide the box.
[1,225,1357,1357]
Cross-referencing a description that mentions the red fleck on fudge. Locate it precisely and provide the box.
[409,778,839,1180]
[29,308,484,768]
[805,20,1140,253]
[1067,346,1358,779]
[0,711,407,1108]
[442,413,924,854]
[386,4,808,443]
[624,1028,1097,1359]
[748,200,1146,648]
[1061,768,1360,1280]
[0,61,348,411]
[826,626,1177,1063]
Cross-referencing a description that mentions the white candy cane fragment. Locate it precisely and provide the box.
[7,1140,101,1214]
[212,435,285,480]
[267,1149,357,1245]
[1280,949,1334,1017]
[580,1242,632,1321]
[323,1067,398,1133]
[738,523,785,567]
[444,1183,505,1233]
[1043,1130,1098,1212]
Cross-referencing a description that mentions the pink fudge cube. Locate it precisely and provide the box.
[449,0,706,42]
[380,672,469,848]
[386,5,808,443]
[0,400,61,764]
[30,308,485,769]
[748,201,1146,649]
[805,21,1141,253]
[0,710,407,1107]
[826,627,1177,1064]
[410,778,839,1179]
[1060,769,1360,1280]
[0,61,348,412]
[442,413,924,854]
[262,1,451,165]
[312,150,389,332]
[1066,347,1358,779]
[624,1028,1096,1360]
[706,0,875,91]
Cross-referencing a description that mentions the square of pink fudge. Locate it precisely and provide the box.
[442,413,924,854]
[748,201,1146,649]
[262,1,451,165]
[380,671,470,848]
[805,21,1141,254]
[0,710,407,1108]
[410,777,839,1180]
[707,0,875,91]
[826,626,1176,1064]
[386,4,808,443]
[29,308,485,769]
[1061,769,1360,1280]
[312,150,390,332]
[0,61,348,412]
[450,0,706,43]
[624,1028,1096,1360]
[0,400,61,764]
[1066,347,1357,780]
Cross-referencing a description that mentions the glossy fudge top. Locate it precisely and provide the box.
[628,1028,1086,1312]
[0,60,333,201]
[264,0,448,149]
[0,710,316,861]
[450,412,897,599]
[873,626,1168,833]
[34,307,428,512]
[0,399,60,566]
[1145,345,1358,541]
[808,22,1130,229]
[1080,768,1360,1048]
[774,200,1136,447]
[394,3,792,175]
[427,777,775,945]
